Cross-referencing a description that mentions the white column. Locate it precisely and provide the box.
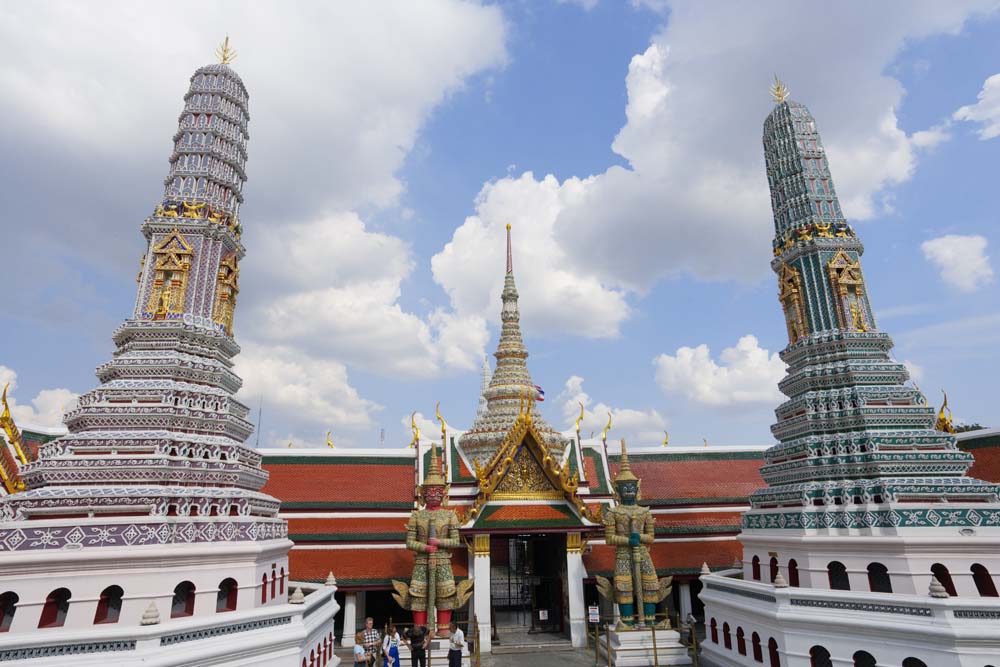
[472,534,492,653]
[342,592,358,646]
[678,582,692,623]
[566,533,587,648]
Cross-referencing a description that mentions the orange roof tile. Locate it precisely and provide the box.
[609,454,765,504]
[290,547,468,587]
[584,540,741,577]
[262,461,415,506]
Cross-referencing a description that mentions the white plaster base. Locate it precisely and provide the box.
[599,629,692,667]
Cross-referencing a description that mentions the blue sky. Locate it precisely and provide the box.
[1,1,998,447]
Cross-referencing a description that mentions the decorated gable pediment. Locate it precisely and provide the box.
[468,407,599,524]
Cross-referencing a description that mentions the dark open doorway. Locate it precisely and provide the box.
[490,534,565,639]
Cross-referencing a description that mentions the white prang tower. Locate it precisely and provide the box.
[0,39,338,667]
[699,79,1000,667]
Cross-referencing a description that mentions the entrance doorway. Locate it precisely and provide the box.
[490,534,565,641]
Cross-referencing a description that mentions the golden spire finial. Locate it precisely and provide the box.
[216,35,238,65]
[601,411,613,443]
[326,431,335,449]
[615,438,638,483]
[662,430,669,447]
[769,74,789,103]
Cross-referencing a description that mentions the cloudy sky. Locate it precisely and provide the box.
[2,1,998,447]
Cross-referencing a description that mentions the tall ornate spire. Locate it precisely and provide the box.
[742,91,998,533]
[459,226,567,466]
[0,50,288,556]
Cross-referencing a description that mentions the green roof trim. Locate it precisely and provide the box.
[281,501,415,510]
[958,433,1000,451]
[290,532,407,542]
[609,450,765,463]
[584,448,610,494]
[653,525,741,535]
[642,496,752,507]
[473,502,583,529]
[265,455,414,466]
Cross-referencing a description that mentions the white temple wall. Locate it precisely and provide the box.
[700,571,1000,667]
[0,540,292,634]
[739,531,1000,598]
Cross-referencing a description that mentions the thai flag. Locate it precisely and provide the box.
[534,385,545,401]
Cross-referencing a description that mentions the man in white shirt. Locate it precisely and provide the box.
[447,621,464,667]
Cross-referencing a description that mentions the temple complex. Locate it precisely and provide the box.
[0,40,337,666]
[1,39,999,667]
[699,81,1000,667]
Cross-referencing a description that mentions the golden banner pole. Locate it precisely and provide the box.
[651,613,659,667]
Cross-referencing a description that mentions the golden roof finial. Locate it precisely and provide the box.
[574,402,585,434]
[216,35,238,65]
[601,411,613,443]
[935,389,956,434]
[662,430,669,447]
[769,74,789,103]
[1,383,10,423]
[615,438,638,483]
[326,431,335,449]
[409,411,420,448]
[435,401,447,444]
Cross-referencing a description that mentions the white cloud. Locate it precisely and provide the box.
[921,234,994,292]
[0,366,77,430]
[431,173,631,338]
[954,73,1000,139]
[245,212,488,378]
[555,375,667,445]
[901,359,925,384]
[234,344,381,447]
[653,335,785,406]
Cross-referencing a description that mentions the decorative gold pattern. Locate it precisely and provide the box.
[468,408,598,523]
[769,75,789,103]
[0,384,27,493]
[778,263,809,343]
[212,253,239,334]
[473,534,490,557]
[566,532,584,554]
[491,444,563,499]
[827,249,872,332]
[326,431,335,449]
[145,229,193,318]
[216,35,238,65]
[601,411,613,443]
[409,411,420,449]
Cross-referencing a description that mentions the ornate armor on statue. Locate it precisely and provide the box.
[392,442,473,637]
[597,439,672,629]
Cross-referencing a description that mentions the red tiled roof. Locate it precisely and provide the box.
[610,454,765,504]
[286,516,408,537]
[656,511,744,530]
[290,547,468,586]
[584,540,741,577]
[262,461,415,506]
[966,442,1000,484]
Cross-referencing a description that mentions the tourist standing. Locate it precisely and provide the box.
[404,625,430,667]
[363,617,381,666]
[354,632,367,667]
[382,623,402,667]
[447,621,464,667]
